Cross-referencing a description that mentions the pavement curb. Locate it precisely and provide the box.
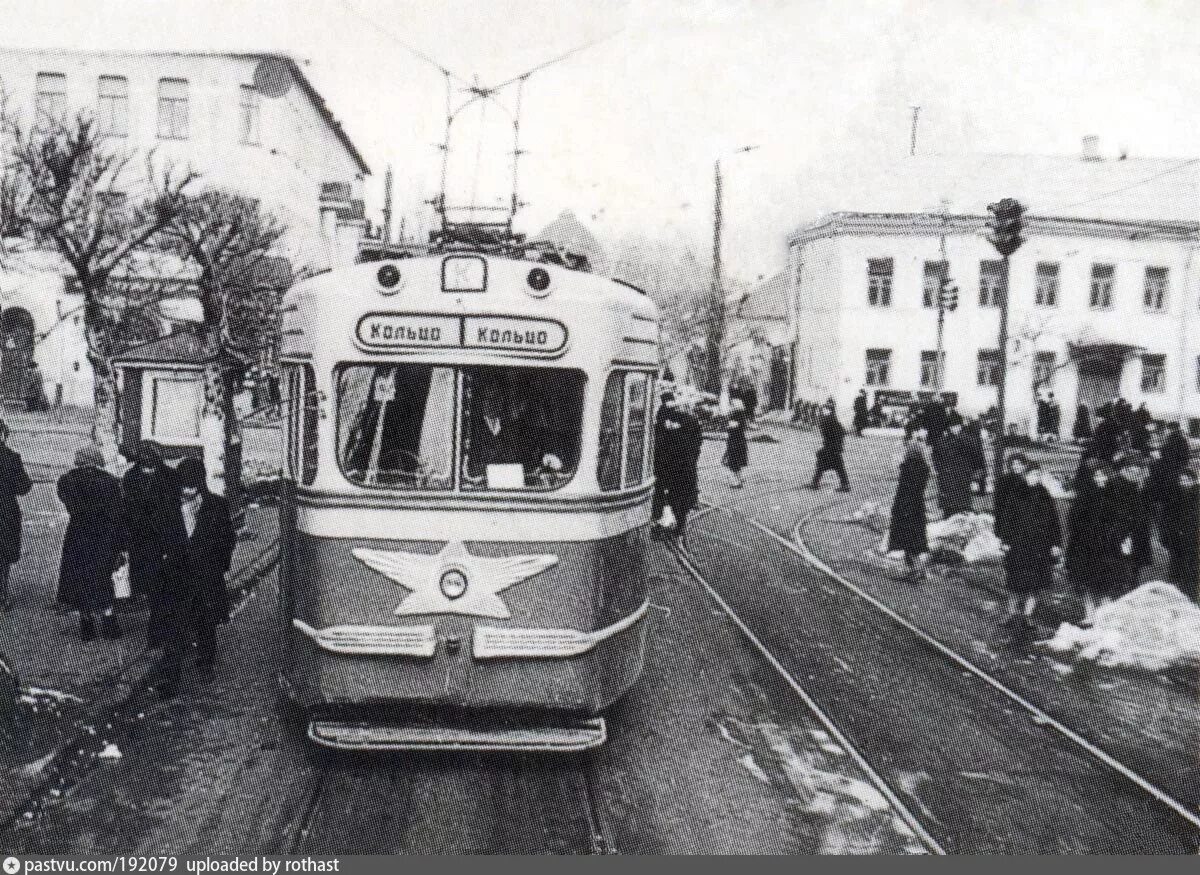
[2,530,280,828]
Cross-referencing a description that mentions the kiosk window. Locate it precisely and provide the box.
[460,367,584,492]
[338,365,455,489]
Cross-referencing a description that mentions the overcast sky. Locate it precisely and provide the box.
[2,0,1199,278]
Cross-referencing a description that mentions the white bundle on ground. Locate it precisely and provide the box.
[1043,581,1200,673]
[926,512,1003,564]
[849,501,890,533]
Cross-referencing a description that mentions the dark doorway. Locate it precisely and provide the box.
[1076,348,1124,412]
[0,308,35,405]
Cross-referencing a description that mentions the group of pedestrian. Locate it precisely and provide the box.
[0,429,236,701]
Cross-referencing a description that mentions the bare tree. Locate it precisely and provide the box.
[159,190,288,508]
[3,107,195,459]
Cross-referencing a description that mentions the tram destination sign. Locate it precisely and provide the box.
[355,313,568,355]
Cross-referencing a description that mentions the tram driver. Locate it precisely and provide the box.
[464,378,566,489]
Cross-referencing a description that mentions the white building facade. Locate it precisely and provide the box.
[0,49,370,407]
[788,212,1200,437]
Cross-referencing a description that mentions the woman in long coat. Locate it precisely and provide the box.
[122,442,184,645]
[933,421,984,517]
[0,421,33,611]
[57,446,126,640]
[998,461,1062,637]
[888,429,931,581]
[1068,464,1132,623]
[724,398,749,488]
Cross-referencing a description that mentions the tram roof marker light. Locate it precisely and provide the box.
[526,267,551,297]
[376,263,402,295]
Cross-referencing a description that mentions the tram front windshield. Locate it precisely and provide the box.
[337,364,584,491]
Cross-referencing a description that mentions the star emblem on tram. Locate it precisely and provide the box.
[352,540,559,619]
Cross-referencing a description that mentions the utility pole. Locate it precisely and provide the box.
[382,165,394,244]
[933,207,957,394]
[986,198,1027,485]
[707,159,723,395]
[909,106,921,157]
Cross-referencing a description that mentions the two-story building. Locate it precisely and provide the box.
[787,143,1200,437]
[0,49,371,407]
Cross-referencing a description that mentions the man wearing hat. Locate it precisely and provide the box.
[56,446,126,640]
[807,401,850,492]
[122,441,185,645]
[1110,452,1154,594]
[156,458,235,697]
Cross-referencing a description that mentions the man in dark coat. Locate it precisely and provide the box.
[1073,403,1092,442]
[933,416,984,516]
[808,403,850,491]
[57,446,127,640]
[1047,393,1062,439]
[653,393,703,541]
[922,397,949,446]
[464,382,559,484]
[156,459,236,698]
[1161,468,1198,600]
[122,441,184,643]
[852,389,869,436]
[0,421,32,611]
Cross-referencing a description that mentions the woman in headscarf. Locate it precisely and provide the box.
[56,446,127,640]
[0,420,32,611]
[888,428,932,582]
[998,460,1062,640]
[1068,463,1130,623]
[723,398,749,488]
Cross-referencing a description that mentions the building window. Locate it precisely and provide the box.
[1141,354,1166,394]
[866,258,893,307]
[35,72,67,124]
[239,85,261,145]
[1033,351,1056,388]
[977,349,1001,387]
[922,261,947,308]
[978,260,1003,308]
[1089,263,1115,309]
[919,350,944,388]
[97,75,128,137]
[1035,262,1059,307]
[157,78,189,140]
[1143,266,1169,312]
[865,348,892,387]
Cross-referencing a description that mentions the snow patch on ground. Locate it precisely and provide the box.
[875,512,1003,565]
[1043,581,1200,673]
[97,742,122,759]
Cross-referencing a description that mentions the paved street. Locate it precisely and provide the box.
[2,423,1196,853]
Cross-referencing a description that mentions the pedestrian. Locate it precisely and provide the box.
[1161,467,1199,600]
[1036,394,1051,439]
[994,452,1028,554]
[852,389,869,436]
[154,458,235,694]
[653,392,703,542]
[24,361,48,413]
[808,402,850,492]
[997,460,1063,641]
[1067,460,1115,624]
[933,415,984,517]
[723,398,749,488]
[737,380,758,424]
[56,446,126,640]
[0,421,32,611]
[868,397,885,429]
[1109,452,1154,596]
[1073,403,1092,443]
[122,441,183,643]
[887,428,932,582]
[1088,412,1119,466]
[1047,392,1062,440]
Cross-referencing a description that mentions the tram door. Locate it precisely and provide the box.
[0,308,35,405]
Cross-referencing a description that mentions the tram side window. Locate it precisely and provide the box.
[283,364,318,484]
[337,364,455,489]
[460,367,585,492]
[597,370,654,492]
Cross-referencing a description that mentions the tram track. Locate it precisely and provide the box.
[670,491,1200,852]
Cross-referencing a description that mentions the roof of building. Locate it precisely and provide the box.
[791,150,1200,240]
[731,271,789,321]
[0,47,370,176]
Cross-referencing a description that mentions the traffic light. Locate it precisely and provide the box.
[939,278,959,311]
[987,198,1026,257]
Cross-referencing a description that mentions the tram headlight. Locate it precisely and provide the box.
[377,264,402,293]
[440,569,469,601]
[526,267,551,297]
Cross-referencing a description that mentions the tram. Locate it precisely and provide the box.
[276,248,660,751]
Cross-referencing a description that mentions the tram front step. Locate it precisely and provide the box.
[307,716,607,752]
